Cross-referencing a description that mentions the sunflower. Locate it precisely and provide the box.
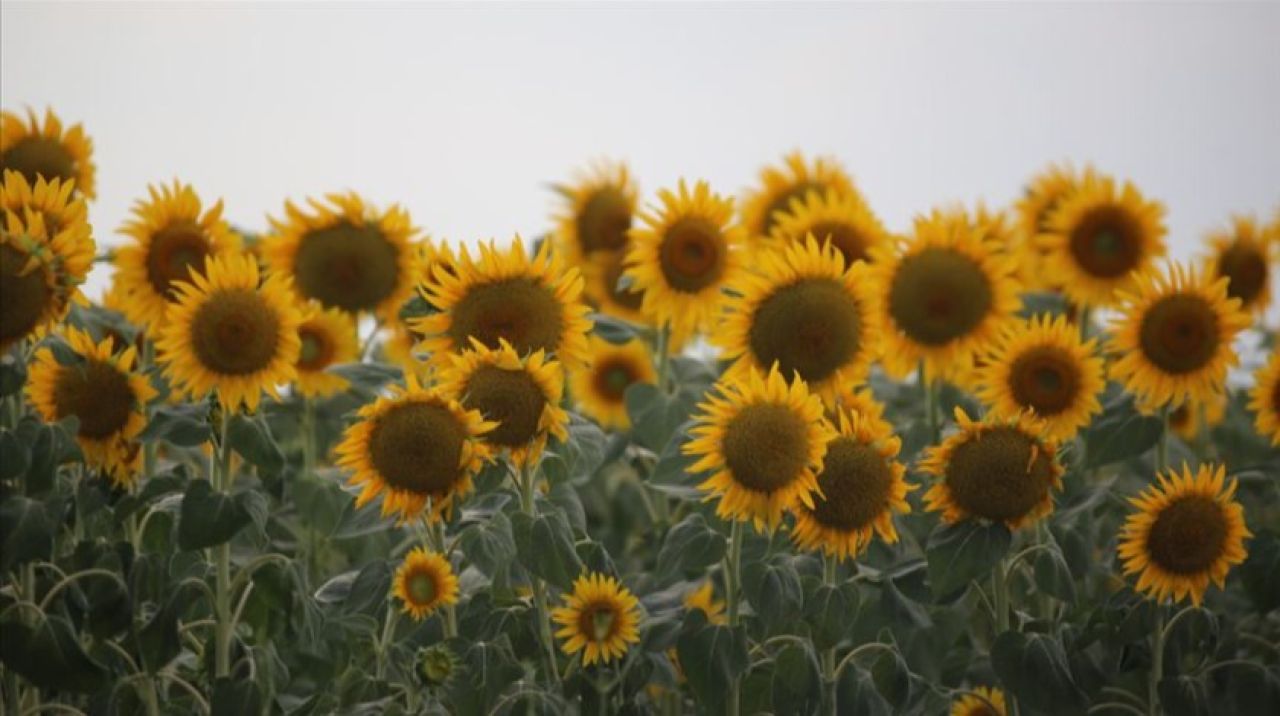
[265,192,418,317]
[1108,262,1250,412]
[714,236,880,401]
[1039,173,1166,307]
[765,187,889,266]
[551,572,642,667]
[1203,214,1273,316]
[113,181,240,329]
[684,365,835,531]
[294,305,359,398]
[975,314,1105,442]
[26,327,157,486]
[439,338,568,467]
[1168,392,1228,443]
[921,408,1064,530]
[951,686,1008,716]
[392,547,460,621]
[0,108,96,199]
[740,151,860,241]
[831,386,892,435]
[569,336,656,431]
[581,248,649,325]
[791,410,912,561]
[623,180,745,342]
[1,170,90,244]
[1,198,94,351]
[870,209,1022,379]
[414,236,592,369]
[551,159,638,265]
[154,254,302,412]
[1249,350,1280,445]
[1118,464,1250,606]
[335,374,493,523]
[1014,163,1085,288]
[683,581,727,625]
[383,240,455,377]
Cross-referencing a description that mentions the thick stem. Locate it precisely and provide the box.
[993,556,1010,633]
[655,321,672,393]
[374,606,397,681]
[301,399,320,580]
[822,554,838,716]
[1156,407,1170,474]
[213,414,234,678]
[723,520,744,716]
[920,363,940,444]
[517,463,561,687]
[1149,605,1165,716]
[430,519,458,639]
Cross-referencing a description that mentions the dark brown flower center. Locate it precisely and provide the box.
[722,403,811,493]
[0,243,52,346]
[807,220,869,265]
[748,278,862,384]
[604,250,644,311]
[1146,495,1228,575]
[1008,345,1081,416]
[447,278,566,356]
[407,570,438,604]
[578,601,620,643]
[294,221,400,312]
[461,365,547,448]
[190,289,282,376]
[943,426,1056,522]
[576,187,632,254]
[1138,294,1220,375]
[761,181,822,235]
[888,248,993,346]
[1068,205,1142,279]
[806,437,893,531]
[592,357,640,403]
[369,401,468,496]
[146,222,212,299]
[0,138,76,187]
[297,324,335,371]
[659,218,727,293]
[1216,242,1267,307]
[53,359,135,440]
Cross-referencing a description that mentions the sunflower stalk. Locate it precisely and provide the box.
[655,321,673,393]
[821,554,838,716]
[300,398,321,580]
[517,461,561,688]
[1148,604,1166,716]
[212,411,235,679]
[920,363,941,444]
[723,519,744,716]
[429,519,458,639]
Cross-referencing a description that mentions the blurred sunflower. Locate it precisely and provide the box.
[569,336,656,431]
[294,305,358,399]
[113,181,240,329]
[715,236,880,401]
[740,151,859,240]
[683,581,726,624]
[1168,392,1228,443]
[975,314,1105,442]
[624,180,744,341]
[1249,349,1280,445]
[26,327,156,486]
[0,108,95,199]
[791,410,912,561]
[393,547,460,621]
[383,239,456,377]
[921,408,1064,530]
[684,365,834,531]
[1,198,94,351]
[581,249,649,325]
[870,209,1021,380]
[551,572,642,667]
[1,170,90,245]
[439,338,568,467]
[1039,173,1166,307]
[1203,214,1273,316]
[1014,162,1083,288]
[951,686,1007,716]
[414,236,592,368]
[831,386,892,435]
[154,254,302,412]
[1118,463,1249,606]
[335,374,493,523]
[765,187,889,266]
[1108,262,1249,412]
[551,159,637,264]
[265,192,418,317]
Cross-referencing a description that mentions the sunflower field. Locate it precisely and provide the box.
[2,108,1279,716]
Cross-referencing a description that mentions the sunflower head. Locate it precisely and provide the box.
[1204,214,1273,315]
[765,187,889,267]
[294,304,359,398]
[740,151,860,240]
[1,198,94,351]
[414,643,461,689]
[1118,464,1250,606]
[569,336,656,431]
[552,159,638,264]
[551,572,642,667]
[1014,163,1085,289]
[581,249,649,325]
[921,408,1064,530]
[1248,350,1280,446]
[951,686,1008,716]
[393,547,460,621]
[684,365,835,531]
[682,581,727,625]
[1,108,96,199]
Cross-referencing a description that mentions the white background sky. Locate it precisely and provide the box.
[3,1,1279,301]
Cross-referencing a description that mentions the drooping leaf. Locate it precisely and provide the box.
[925,520,1011,599]
[512,509,583,591]
[177,480,256,551]
[656,513,726,580]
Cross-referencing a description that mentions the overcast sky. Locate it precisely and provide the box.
[3,1,1279,301]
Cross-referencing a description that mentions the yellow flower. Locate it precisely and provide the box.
[951,686,1007,716]
[334,375,493,523]
[684,365,835,531]
[551,159,638,265]
[1107,262,1250,412]
[393,547,460,621]
[682,581,726,625]
[265,192,418,318]
[740,151,859,240]
[569,336,656,431]
[714,235,880,402]
[26,327,157,486]
[975,314,1106,442]
[1203,214,1273,316]
[765,187,889,267]
[1249,349,1280,446]
[294,305,359,399]
[581,249,650,326]
[0,169,90,246]
[154,254,302,412]
[921,408,1064,530]
[113,181,240,329]
[830,386,893,435]
[1014,162,1087,290]
[551,572,642,667]
[439,338,568,468]
[791,410,913,561]
[0,108,95,199]
[1118,464,1250,606]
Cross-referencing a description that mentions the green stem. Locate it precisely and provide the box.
[822,555,838,716]
[374,606,398,681]
[920,363,940,444]
[993,556,1011,634]
[517,462,561,688]
[1156,407,1170,474]
[655,321,672,393]
[1149,604,1166,716]
[430,519,458,639]
[723,520,744,716]
[301,398,320,580]
[213,413,234,679]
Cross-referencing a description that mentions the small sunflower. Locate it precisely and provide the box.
[0,108,96,199]
[439,338,568,468]
[265,193,418,317]
[791,410,912,561]
[414,236,592,369]
[624,180,745,342]
[682,581,727,625]
[1,170,90,245]
[1203,214,1273,316]
[765,187,889,266]
[294,305,359,399]
[336,374,493,523]
[1,199,94,351]
[1039,173,1166,307]
[684,365,835,531]
[581,248,649,325]
[114,181,240,329]
[551,159,638,264]
[154,253,302,412]
[1168,392,1228,443]
[1014,163,1085,288]
[1108,262,1250,412]
[551,572,642,667]
[26,327,157,486]
[740,151,860,240]
[392,547,460,621]
[975,314,1106,442]
[715,235,880,401]
[951,686,1008,716]
[870,209,1021,379]
[1248,349,1280,445]
[1118,464,1250,606]
[831,386,892,435]
[569,336,656,431]
[921,408,1064,530]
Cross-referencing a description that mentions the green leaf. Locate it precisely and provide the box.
[805,580,859,649]
[1240,530,1280,613]
[136,581,202,673]
[343,560,392,616]
[177,480,256,551]
[328,362,401,393]
[656,513,725,580]
[0,496,55,572]
[0,614,110,694]
[590,313,640,344]
[925,520,1011,599]
[0,429,29,480]
[743,556,803,630]
[543,414,608,484]
[991,631,1088,716]
[228,412,285,476]
[1033,542,1078,604]
[836,666,893,716]
[140,403,212,447]
[769,642,822,715]
[25,419,82,495]
[626,383,695,453]
[211,677,263,716]
[0,353,26,396]
[676,612,749,714]
[646,430,702,500]
[1084,393,1164,468]
[870,646,914,710]
[459,509,517,576]
[1158,676,1211,716]
[512,509,583,591]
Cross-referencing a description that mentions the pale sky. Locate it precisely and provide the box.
[3,1,1279,301]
